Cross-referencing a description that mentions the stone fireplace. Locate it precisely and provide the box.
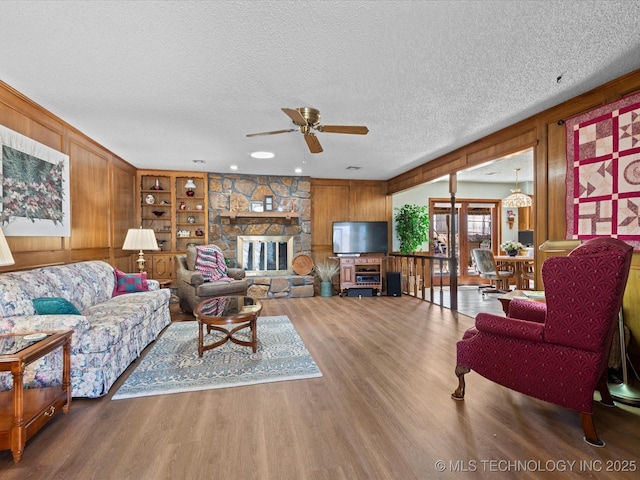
[207,173,314,299]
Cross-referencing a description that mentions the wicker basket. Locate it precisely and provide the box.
[292,253,314,275]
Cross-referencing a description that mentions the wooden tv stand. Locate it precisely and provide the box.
[338,256,383,296]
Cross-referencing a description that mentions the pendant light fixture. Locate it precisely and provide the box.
[503,168,532,208]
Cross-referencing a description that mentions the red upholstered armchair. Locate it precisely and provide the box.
[452,238,633,446]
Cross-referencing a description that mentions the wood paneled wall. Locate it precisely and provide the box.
[310,179,391,262]
[388,68,640,355]
[0,81,137,273]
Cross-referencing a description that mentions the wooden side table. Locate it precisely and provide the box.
[496,289,545,315]
[0,330,72,462]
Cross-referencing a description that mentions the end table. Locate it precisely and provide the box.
[0,330,72,462]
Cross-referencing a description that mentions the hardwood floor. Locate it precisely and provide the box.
[2,296,639,479]
[417,284,507,318]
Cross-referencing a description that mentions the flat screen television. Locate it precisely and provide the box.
[332,221,388,255]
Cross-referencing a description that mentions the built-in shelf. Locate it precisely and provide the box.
[136,170,209,281]
[220,211,300,221]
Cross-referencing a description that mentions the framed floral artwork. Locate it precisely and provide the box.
[0,124,71,236]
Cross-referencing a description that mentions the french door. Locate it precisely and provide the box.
[430,199,500,285]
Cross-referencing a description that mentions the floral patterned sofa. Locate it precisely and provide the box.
[0,261,171,397]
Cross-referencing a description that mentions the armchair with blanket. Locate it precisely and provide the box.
[176,245,248,314]
[452,238,633,446]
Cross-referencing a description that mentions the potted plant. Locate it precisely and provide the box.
[314,260,340,297]
[394,204,430,254]
[502,240,525,256]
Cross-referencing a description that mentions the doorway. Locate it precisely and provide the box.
[430,198,501,285]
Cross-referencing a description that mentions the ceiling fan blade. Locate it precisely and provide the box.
[282,107,308,126]
[316,125,369,135]
[246,128,298,137]
[304,133,323,154]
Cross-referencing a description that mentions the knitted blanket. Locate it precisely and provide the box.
[195,245,233,282]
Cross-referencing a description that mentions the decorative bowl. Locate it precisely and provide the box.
[152,211,164,217]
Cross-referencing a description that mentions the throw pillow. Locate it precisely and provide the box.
[33,297,81,315]
[113,268,149,296]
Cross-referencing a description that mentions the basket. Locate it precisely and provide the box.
[292,253,314,275]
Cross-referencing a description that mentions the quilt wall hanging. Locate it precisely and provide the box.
[565,92,640,250]
[0,124,70,237]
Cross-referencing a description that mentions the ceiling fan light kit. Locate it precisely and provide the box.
[246,107,368,153]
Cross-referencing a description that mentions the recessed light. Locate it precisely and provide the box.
[250,151,275,159]
[230,165,238,170]
[294,168,302,174]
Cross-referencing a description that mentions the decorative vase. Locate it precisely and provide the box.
[320,280,333,297]
[507,250,518,257]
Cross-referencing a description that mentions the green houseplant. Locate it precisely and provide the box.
[314,260,340,297]
[394,204,430,254]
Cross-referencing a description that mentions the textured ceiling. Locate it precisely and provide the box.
[2,1,640,183]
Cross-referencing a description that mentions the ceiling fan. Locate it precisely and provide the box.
[246,107,369,153]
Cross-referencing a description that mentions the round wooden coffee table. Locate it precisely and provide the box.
[193,296,262,357]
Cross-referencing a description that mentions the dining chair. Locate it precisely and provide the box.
[471,248,514,296]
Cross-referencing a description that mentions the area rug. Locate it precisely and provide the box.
[112,316,322,400]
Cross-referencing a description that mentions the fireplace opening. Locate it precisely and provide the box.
[237,235,294,276]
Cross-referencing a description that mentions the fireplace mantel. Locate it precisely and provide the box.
[220,211,300,222]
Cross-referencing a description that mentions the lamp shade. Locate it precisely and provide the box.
[0,229,15,266]
[122,228,159,251]
[503,167,532,208]
[503,191,532,208]
[184,179,197,190]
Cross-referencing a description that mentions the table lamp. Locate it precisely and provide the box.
[0,229,15,266]
[184,178,196,197]
[122,227,159,272]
